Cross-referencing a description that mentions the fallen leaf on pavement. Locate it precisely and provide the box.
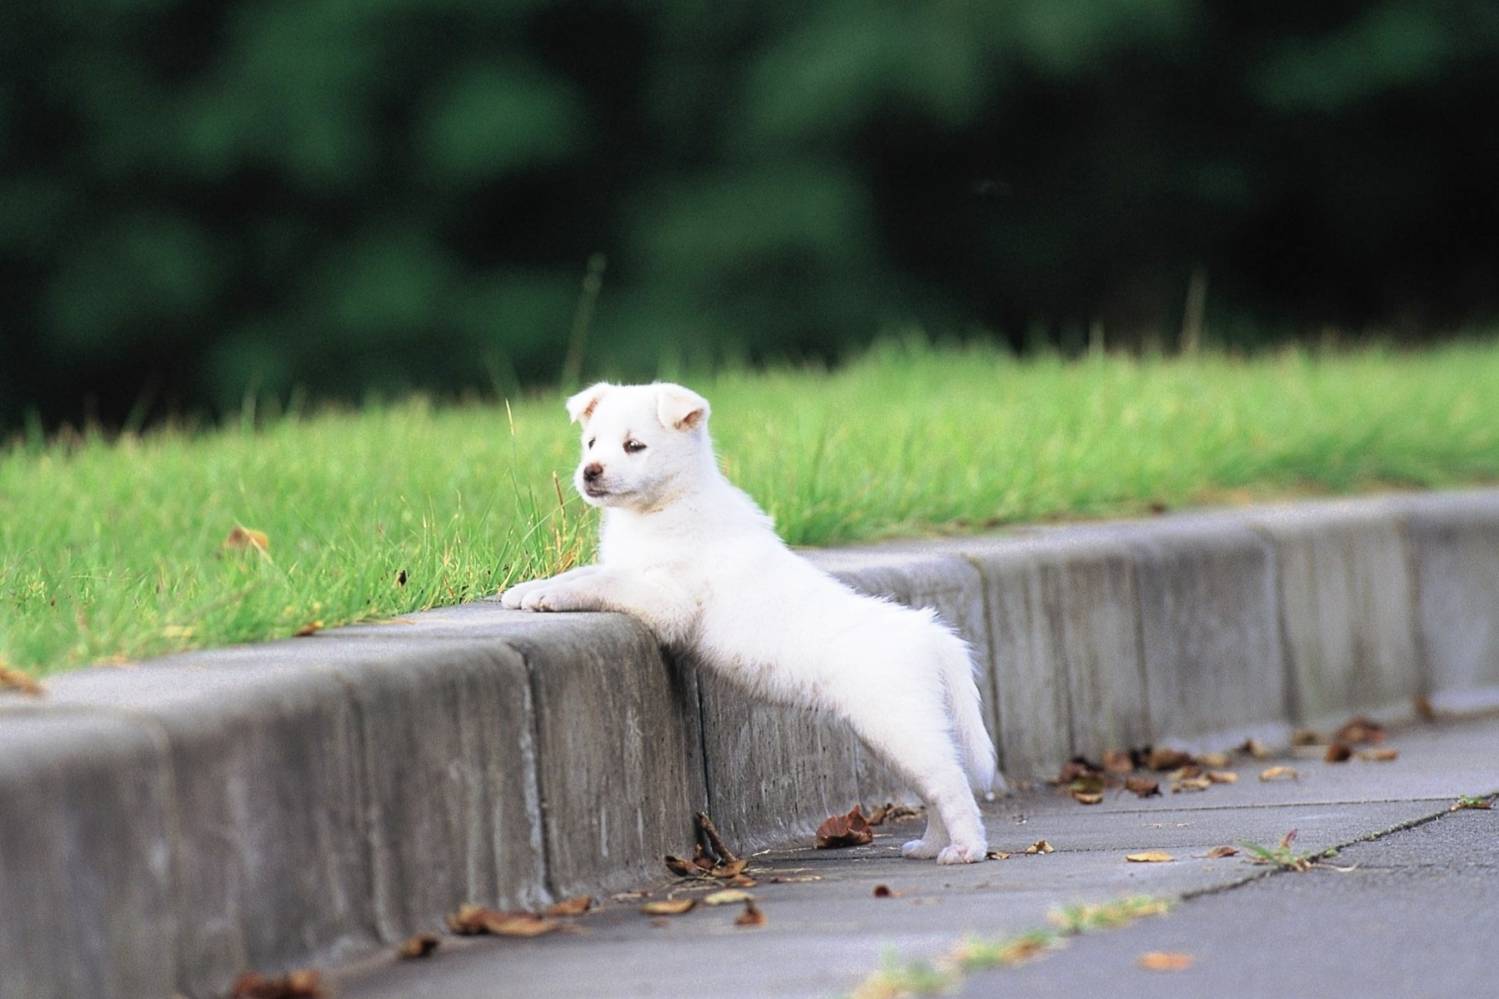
[1357,747,1399,762]
[1069,774,1106,796]
[641,898,696,916]
[1206,770,1238,784]
[1138,951,1194,971]
[664,855,701,878]
[543,895,593,917]
[1148,747,1194,771]
[873,884,899,898]
[1241,738,1273,759]
[1324,743,1352,763]
[398,934,440,960]
[0,663,44,697]
[230,970,324,998]
[1259,765,1298,781]
[445,904,561,937]
[865,802,921,825]
[1203,845,1239,859]
[816,805,874,849]
[1025,840,1054,855]
[703,889,754,906]
[1168,765,1203,781]
[1291,728,1322,746]
[294,620,324,637]
[1334,716,1385,745]
[726,874,757,887]
[1102,748,1135,774]
[710,858,749,879]
[1126,851,1174,863]
[1172,777,1212,793]
[1071,790,1103,805]
[985,850,1011,860]
[696,811,741,865]
[734,900,766,927]
[1197,751,1232,769]
[1125,776,1162,798]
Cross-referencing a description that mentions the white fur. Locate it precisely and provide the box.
[502,382,997,863]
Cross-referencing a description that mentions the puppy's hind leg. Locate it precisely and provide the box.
[846,705,988,865]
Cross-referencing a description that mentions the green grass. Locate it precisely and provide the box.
[5,338,1499,676]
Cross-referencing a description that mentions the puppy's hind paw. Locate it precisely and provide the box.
[936,842,987,865]
[901,838,945,860]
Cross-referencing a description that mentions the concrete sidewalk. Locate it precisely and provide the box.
[328,717,1499,999]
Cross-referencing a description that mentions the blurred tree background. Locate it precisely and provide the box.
[3,0,1498,431]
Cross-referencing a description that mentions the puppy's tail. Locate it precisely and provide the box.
[937,629,1002,795]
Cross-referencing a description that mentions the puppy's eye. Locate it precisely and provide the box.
[587,437,596,449]
[623,439,647,454]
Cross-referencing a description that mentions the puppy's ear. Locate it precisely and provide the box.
[655,383,710,431]
[565,382,612,424]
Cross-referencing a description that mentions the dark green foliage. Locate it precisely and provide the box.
[3,1,1499,429]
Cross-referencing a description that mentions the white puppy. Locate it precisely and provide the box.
[501,382,995,863]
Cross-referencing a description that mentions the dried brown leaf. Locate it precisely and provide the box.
[1334,716,1385,745]
[1324,742,1352,763]
[815,805,874,849]
[985,850,1011,860]
[663,855,701,878]
[1240,738,1273,760]
[397,934,440,960]
[1203,845,1239,859]
[223,526,270,553]
[873,884,899,898]
[1102,748,1135,774]
[1147,747,1194,771]
[1206,770,1239,784]
[1197,751,1232,768]
[293,620,324,638]
[690,843,716,871]
[1357,747,1399,762]
[1025,840,1054,855]
[229,970,324,999]
[1259,766,1298,782]
[1057,757,1103,783]
[702,889,753,907]
[1125,775,1162,798]
[1172,777,1212,793]
[1071,790,1104,805]
[734,900,766,927]
[444,904,561,938]
[641,898,696,916]
[1291,728,1322,746]
[726,874,757,887]
[1167,765,1203,782]
[1126,851,1174,863]
[1138,951,1194,971]
[0,664,44,697]
[696,811,740,864]
[543,895,593,917]
[709,858,749,879]
[1069,774,1106,796]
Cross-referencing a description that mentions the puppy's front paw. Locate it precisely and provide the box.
[936,841,987,865]
[520,585,596,613]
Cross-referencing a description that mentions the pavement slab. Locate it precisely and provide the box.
[327,717,1499,999]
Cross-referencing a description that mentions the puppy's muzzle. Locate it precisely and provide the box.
[582,462,604,484]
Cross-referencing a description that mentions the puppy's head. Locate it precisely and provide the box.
[565,381,712,510]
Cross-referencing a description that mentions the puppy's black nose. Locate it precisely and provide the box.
[583,462,603,482]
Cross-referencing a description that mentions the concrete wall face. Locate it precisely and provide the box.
[2,489,1496,997]
[1405,492,1499,712]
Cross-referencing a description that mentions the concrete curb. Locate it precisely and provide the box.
[3,489,1497,998]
